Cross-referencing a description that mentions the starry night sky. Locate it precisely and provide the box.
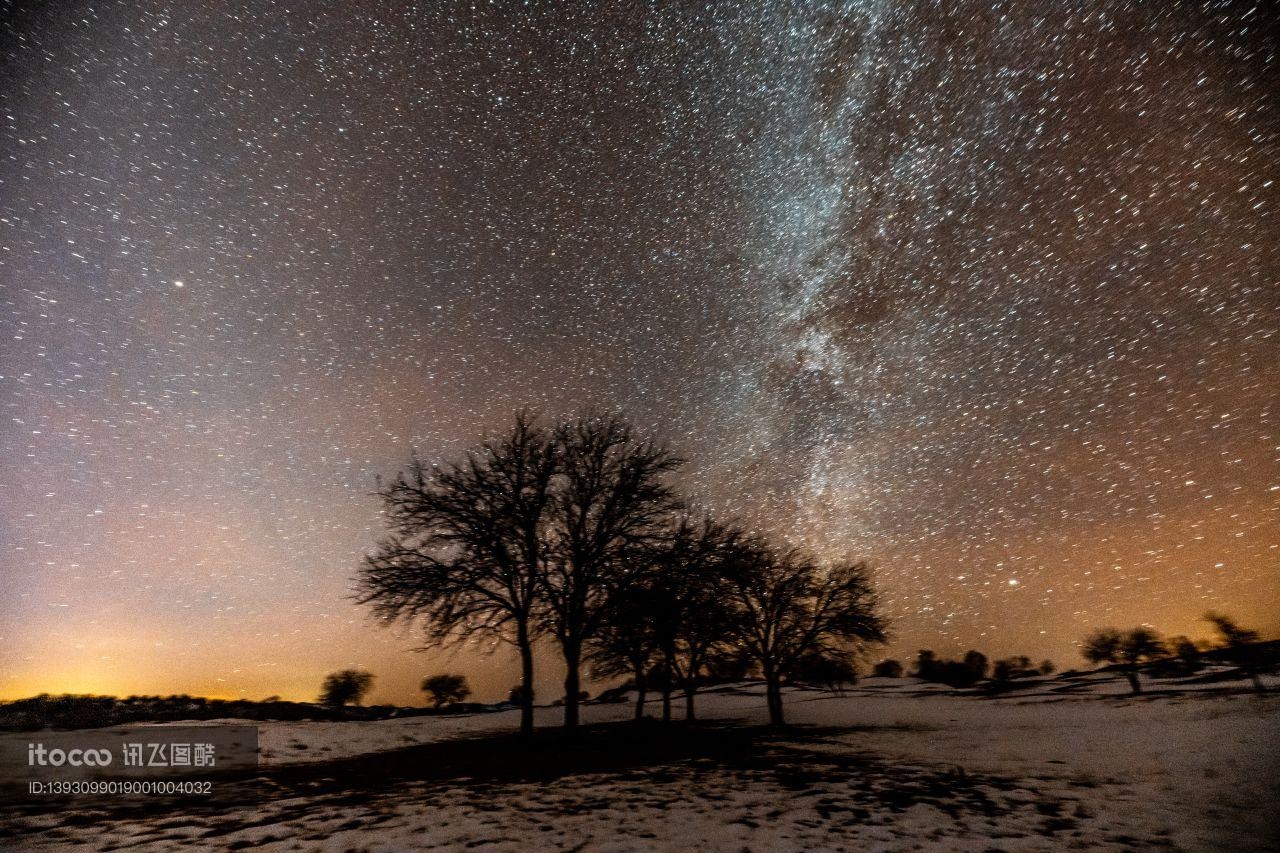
[2,1,1276,704]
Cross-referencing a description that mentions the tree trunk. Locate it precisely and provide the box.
[766,680,784,725]
[517,620,535,738]
[661,656,673,723]
[633,667,647,720]
[764,663,785,725]
[1127,669,1141,695]
[684,650,702,722]
[563,642,581,730]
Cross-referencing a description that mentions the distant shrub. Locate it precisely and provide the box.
[420,674,471,709]
[872,659,903,678]
[790,651,858,692]
[1169,636,1200,665]
[962,651,989,681]
[319,670,376,707]
[992,656,1039,682]
[914,649,990,687]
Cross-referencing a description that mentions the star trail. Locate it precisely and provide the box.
[1,1,1276,704]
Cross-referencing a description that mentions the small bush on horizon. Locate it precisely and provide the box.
[992,656,1040,682]
[872,659,904,678]
[319,670,376,707]
[421,674,471,709]
[914,649,991,687]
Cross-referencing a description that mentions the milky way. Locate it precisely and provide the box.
[2,1,1276,703]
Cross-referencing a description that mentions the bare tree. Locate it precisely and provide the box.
[1081,628,1122,668]
[540,413,682,730]
[1082,627,1164,694]
[588,511,744,726]
[319,670,374,707]
[1118,628,1166,694]
[653,514,740,722]
[420,674,471,709]
[1204,612,1266,693]
[357,412,557,737]
[586,570,662,721]
[725,543,886,725]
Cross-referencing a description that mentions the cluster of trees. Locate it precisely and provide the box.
[993,656,1055,681]
[318,670,476,711]
[913,650,988,687]
[869,651,1053,687]
[587,528,882,724]
[0,693,383,731]
[356,411,887,733]
[1081,612,1269,695]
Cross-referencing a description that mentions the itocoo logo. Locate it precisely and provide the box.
[27,743,113,767]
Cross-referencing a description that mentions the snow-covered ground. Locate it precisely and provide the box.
[4,672,1278,851]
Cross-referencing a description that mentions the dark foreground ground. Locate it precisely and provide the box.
[3,684,1277,851]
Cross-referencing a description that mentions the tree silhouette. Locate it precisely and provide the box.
[991,655,1037,682]
[540,413,682,730]
[587,568,663,721]
[725,543,886,725]
[1082,627,1164,694]
[319,670,374,707]
[586,515,735,723]
[650,514,740,721]
[872,659,903,678]
[991,659,1013,681]
[704,646,755,682]
[963,650,989,682]
[1169,635,1200,665]
[1118,628,1165,693]
[913,650,938,680]
[643,659,677,722]
[791,650,859,694]
[1204,612,1266,693]
[911,649,988,687]
[357,412,557,737]
[420,674,471,709]
[1081,628,1122,667]
[586,511,742,721]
